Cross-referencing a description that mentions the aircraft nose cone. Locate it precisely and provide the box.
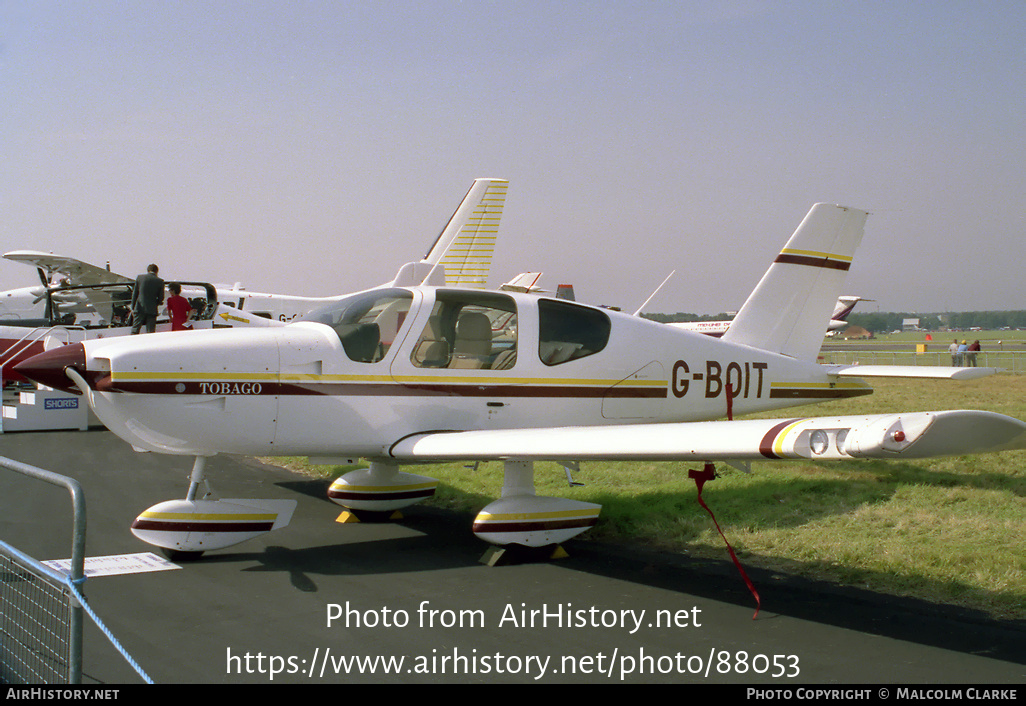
[13,343,87,394]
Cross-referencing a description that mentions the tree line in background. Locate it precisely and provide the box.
[846,311,1026,333]
[643,311,1026,332]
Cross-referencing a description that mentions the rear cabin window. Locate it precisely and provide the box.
[300,289,413,363]
[537,299,610,365]
[410,291,517,370]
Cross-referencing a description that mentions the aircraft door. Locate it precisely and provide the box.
[392,290,519,377]
[389,290,520,428]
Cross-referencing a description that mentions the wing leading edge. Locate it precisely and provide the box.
[828,365,999,380]
[390,410,1026,463]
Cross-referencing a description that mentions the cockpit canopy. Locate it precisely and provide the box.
[299,287,611,369]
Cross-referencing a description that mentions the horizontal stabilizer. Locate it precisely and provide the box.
[828,365,999,380]
[499,272,545,293]
[390,410,1026,463]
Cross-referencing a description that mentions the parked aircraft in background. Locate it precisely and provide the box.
[16,202,1026,563]
[829,295,870,330]
[497,273,575,301]
[1,178,508,383]
[0,279,276,384]
[1,178,507,324]
[670,296,868,337]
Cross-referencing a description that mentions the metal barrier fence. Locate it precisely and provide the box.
[0,458,153,685]
[0,550,77,683]
[0,457,84,684]
[818,350,1026,373]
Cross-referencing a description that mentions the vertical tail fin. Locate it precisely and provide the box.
[422,178,508,288]
[722,203,868,361]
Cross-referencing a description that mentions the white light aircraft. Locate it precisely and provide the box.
[670,295,868,337]
[15,203,1026,560]
[1,178,508,382]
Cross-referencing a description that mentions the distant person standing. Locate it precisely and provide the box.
[166,282,194,331]
[967,340,981,367]
[949,339,960,366]
[131,264,165,334]
[957,340,969,366]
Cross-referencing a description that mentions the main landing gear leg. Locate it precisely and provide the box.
[474,460,601,566]
[185,455,208,502]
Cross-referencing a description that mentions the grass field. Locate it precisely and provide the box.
[271,373,1026,621]
[821,330,1026,371]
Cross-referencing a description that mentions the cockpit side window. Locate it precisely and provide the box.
[537,299,610,365]
[300,289,413,363]
[410,291,517,370]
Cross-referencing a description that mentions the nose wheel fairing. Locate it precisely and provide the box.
[130,455,296,557]
[131,497,297,554]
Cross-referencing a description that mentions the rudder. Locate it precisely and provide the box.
[722,203,868,361]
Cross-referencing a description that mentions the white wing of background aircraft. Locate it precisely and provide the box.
[1,177,509,323]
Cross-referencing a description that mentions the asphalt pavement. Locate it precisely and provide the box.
[1,429,1023,684]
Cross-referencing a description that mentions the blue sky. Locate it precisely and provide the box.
[2,1,1023,314]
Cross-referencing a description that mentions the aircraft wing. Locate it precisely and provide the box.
[4,251,133,287]
[390,410,1026,463]
[826,364,998,380]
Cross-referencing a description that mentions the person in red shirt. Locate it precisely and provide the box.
[166,283,194,331]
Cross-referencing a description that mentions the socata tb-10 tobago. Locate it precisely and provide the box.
[16,202,1026,559]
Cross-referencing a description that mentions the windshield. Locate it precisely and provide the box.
[299,288,414,363]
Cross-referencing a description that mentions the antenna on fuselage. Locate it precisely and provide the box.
[632,270,675,317]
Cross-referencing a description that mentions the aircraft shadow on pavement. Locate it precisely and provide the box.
[190,480,1026,667]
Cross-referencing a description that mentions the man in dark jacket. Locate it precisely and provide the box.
[131,263,165,334]
[966,340,981,367]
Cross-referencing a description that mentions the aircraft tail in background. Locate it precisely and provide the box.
[722,203,868,361]
[422,178,508,289]
[827,295,872,333]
